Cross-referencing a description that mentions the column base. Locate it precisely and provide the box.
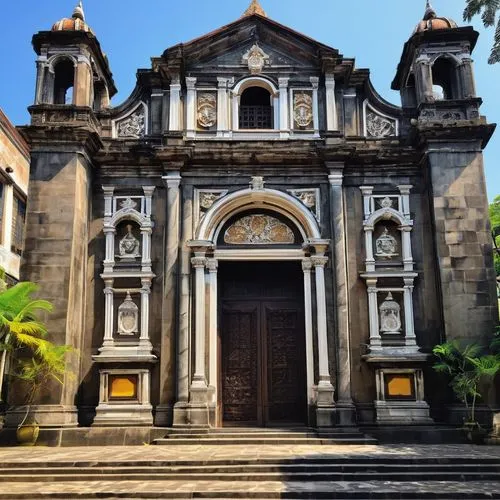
[316,381,335,406]
[93,403,154,427]
[172,401,211,427]
[5,405,78,428]
[316,406,336,427]
[154,404,173,427]
[336,401,357,426]
[375,400,433,425]
[190,382,209,404]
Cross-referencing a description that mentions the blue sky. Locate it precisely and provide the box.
[0,0,498,200]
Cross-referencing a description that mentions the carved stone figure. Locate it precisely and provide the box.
[120,197,138,210]
[379,292,402,334]
[293,93,313,128]
[380,196,393,209]
[197,93,217,128]
[117,291,139,336]
[250,176,265,190]
[375,227,398,258]
[117,108,145,138]
[242,44,270,74]
[224,214,295,244]
[118,224,141,260]
[366,111,396,138]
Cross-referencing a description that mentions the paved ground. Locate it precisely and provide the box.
[0,444,498,498]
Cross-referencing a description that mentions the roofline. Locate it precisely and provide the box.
[0,108,30,160]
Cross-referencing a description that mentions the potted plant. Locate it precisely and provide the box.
[13,344,70,445]
[433,340,500,443]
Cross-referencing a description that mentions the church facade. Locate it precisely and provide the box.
[5,0,498,438]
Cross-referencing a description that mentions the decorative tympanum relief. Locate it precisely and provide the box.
[224,214,295,244]
[366,111,396,138]
[118,224,141,260]
[379,292,402,334]
[375,227,398,259]
[242,44,270,74]
[293,93,313,128]
[116,107,145,138]
[197,93,217,128]
[117,291,139,336]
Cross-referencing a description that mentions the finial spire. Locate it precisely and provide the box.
[423,0,436,20]
[72,1,85,21]
[243,0,267,18]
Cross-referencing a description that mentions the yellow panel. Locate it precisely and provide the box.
[109,376,137,399]
[387,376,413,397]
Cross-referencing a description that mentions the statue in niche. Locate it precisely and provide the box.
[117,291,139,336]
[118,224,140,260]
[375,226,398,259]
[379,292,401,334]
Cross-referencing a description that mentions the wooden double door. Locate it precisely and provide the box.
[219,262,306,426]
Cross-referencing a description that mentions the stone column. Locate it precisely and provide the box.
[217,78,229,136]
[366,278,381,348]
[328,167,355,424]
[278,77,289,137]
[139,279,153,352]
[206,258,218,409]
[169,78,182,132]
[403,278,417,347]
[310,77,320,135]
[401,226,414,272]
[325,74,338,131]
[157,173,181,426]
[190,255,208,395]
[302,258,314,405]
[102,280,114,349]
[185,77,197,138]
[35,58,47,105]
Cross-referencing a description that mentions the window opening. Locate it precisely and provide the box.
[11,195,26,256]
[53,59,75,105]
[431,58,457,100]
[239,87,273,129]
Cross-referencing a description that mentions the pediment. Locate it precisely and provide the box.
[164,15,340,71]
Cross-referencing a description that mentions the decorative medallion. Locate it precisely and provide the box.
[118,224,141,260]
[197,93,217,128]
[120,197,138,210]
[293,93,313,128]
[375,226,398,259]
[366,111,396,138]
[116,107,145,138]
[117,291,139,336]
[379,292,401,334]
[224,214,295,245]
[242,44,270,74]
[380,196,393,209]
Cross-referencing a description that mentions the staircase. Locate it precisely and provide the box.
[0,446,498,498]
[153,426,378,445]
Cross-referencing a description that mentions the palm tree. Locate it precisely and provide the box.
[0,281,53,400]
[464,0,500,64]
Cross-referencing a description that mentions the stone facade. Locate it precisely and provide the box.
[4,1,498,437]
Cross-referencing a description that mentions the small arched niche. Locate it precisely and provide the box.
[239,87,273,129]
[373,220,402,265]
[217,209,302,247]
[431,57,459,100]
[53,58,75,105]
[115,220,141,265]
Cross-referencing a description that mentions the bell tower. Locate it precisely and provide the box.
[392,2,497,354]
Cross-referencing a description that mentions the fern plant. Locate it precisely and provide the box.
[433,339,500,425]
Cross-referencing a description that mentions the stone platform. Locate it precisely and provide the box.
[0,444,498,498]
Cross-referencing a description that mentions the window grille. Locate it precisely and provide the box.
[11,195,26,256]
[239,105,273,129]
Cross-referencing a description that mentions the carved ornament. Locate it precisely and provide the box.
[366,111,396,138]
[120,197,138,210]
[375,227,398,259]
[117,292,139,336]
[117,107,145,138]
[224,214,294,245]
[200,192,226,210]
[379,292,401,334]
[242,44,270,74]
[293,93,313,128]
[197,93,217,128]
[288,189,319,221]
[118,224,141,260]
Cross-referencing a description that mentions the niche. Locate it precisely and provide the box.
[372,221,401,265]
[115,220,141,265]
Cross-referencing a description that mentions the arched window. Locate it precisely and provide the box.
[239,86,273,129]
[53,59,75,105]
[431,57,459,100]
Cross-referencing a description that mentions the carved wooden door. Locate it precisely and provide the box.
[221,298,306,426]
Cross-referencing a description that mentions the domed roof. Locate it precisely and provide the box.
[414,1,458,34]
[52,1,94,34]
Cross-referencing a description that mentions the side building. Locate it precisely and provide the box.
[3,0,498,443]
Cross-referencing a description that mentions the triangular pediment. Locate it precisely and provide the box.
[163,15,341,71]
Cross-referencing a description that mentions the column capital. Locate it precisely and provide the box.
[325,74,335,87]
[162,173,182,189]
[366,277,378,288]
[187,240,214,254]
[278,77,290,88]
[206,258,218,273]
[310,76,319,89]
[397,184,413,195]
[360,185,374,196]
[328,169,344,186]
[302,258,313,272]
[102,185,115,196]
[311,256,328,268]
[305,238,330,256]
[191,256,207,269]
[103,287,113,295]
[142,186,155,197]
[185,77,197,89]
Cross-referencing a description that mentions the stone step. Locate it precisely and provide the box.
[1,471,498,483]
[0,480,498,499]
[153,436,378,445]
[165,432,365,439]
